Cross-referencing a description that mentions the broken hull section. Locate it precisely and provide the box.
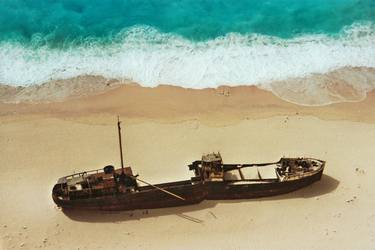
[206,167,323,200]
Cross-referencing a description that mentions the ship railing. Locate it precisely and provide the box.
[62,168,105,181]
[221,158,325,171]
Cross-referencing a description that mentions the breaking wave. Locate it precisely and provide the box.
[0,23,374,91]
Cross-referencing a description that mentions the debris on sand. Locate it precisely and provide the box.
[209,211,217,219]
[345,196,357,203]
[355,168,365,174]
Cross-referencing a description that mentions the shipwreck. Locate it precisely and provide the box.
[52,118,325,211]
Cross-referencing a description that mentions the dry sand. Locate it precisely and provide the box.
[1,81,375,250]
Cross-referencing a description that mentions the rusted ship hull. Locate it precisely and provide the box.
[53,166,323,211]
[53,180,205,211]
[206,167,324,200]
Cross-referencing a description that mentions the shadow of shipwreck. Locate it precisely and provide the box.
[62,201,215,223]
[264,174,339,200]
[62,174,339,223]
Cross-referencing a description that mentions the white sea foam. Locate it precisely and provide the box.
[0,23,374,89]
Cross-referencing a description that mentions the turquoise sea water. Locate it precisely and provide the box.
[0,0,374,87]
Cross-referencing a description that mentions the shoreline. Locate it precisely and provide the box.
[0,66,374,125]
[1,82,375,125]
[1,67,375,106]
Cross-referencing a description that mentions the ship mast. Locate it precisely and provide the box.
[116,116,185,201]
[117,116,125,174]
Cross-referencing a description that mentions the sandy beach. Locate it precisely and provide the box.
[1,78,375,250]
